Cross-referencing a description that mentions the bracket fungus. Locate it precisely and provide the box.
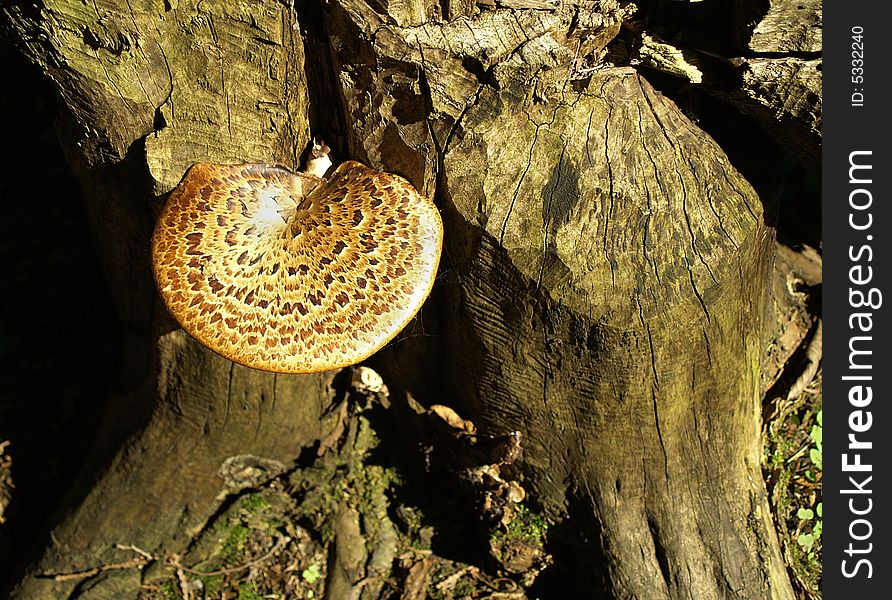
[152,161,443,373]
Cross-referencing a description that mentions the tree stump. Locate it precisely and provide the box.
[2,0,798,597]
[327,1,794,596]
[4,1,336,596]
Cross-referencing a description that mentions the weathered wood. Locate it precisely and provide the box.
[750,0,821,54]
[734,56,822,167]
[636,4,822,172]
[367,0,434,26]
[635,0,822,169]
[2,0,802,597]
[327,1,794,597]
[3,1,336,597]
[638,33,705,83]
[729,0,822,168]
[441,71,791,599]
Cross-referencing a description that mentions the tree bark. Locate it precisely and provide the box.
[321,1,795,597]
[4,1,336,597]
[3,0,797,598]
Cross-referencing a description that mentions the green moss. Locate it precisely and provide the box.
[287,413,402,548]
[489,503,548,567]
[157,581,180,599]
[200,574,225,596]
[241,492,270,513]
[502,504,548,546]
[237,583,263,600]
[218,523,250,564]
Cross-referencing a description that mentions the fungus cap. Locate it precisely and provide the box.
[152,161,443,373]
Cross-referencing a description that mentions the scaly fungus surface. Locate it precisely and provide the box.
[152,161,443,373]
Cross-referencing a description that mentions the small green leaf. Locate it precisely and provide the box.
[817,410,822,426]
[810,425,822,448]
[302,564,321,584]
[816,503,822,518]
[797,533,815,550]
[797,508,814,520]
[813,521,822,538]
[809,447,822,470]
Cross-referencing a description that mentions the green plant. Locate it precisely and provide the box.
[219,524,250,564]
[237,584,262,600]
[242,493,271,512]
[796,503,822,553]
[301,564,322,584]
[796,410,822,556]
[808,410,822,470]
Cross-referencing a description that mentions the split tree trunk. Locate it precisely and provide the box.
[5,1,337,597]
[4,0,795,598]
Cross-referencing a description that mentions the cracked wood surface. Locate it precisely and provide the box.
[440,74,790,598]
[3,0,798,597]
[4,1,334,597]
[638,0,822,169]
[328,1,793,598]
[737,56,822,164]
[749,0,821,54]
[727,0,822,168]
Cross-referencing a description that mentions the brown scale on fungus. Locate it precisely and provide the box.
[151,160,442,373]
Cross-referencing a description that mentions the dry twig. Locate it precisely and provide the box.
[168,535,290,577]
[43,546,154,582]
